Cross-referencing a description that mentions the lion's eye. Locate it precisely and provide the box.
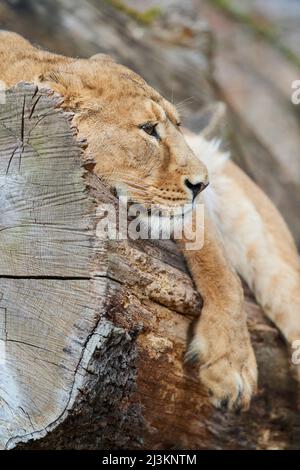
[176,122,182,127]
[140,123,160,139]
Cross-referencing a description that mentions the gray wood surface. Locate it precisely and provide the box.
[0,83,95,277]
[0,83,107,448]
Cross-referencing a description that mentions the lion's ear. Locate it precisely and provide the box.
[37,69,83,109]
[197,102,227,141]
[89,53,115,64]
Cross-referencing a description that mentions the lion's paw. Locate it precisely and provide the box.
[186,322,257,412]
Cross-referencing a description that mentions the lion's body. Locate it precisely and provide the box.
[1,31,299,411]
[186,135,300,344]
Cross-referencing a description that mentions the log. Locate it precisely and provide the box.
[0,83,300,451]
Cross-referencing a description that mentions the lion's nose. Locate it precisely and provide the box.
[184,178,209,200]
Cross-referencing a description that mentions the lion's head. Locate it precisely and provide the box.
[39,56,209,218]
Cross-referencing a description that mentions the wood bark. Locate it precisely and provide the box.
[0,83,299,451]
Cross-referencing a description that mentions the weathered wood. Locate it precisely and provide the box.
[0,83,109,448]
[0,84,96,277]
[1,84,300,450]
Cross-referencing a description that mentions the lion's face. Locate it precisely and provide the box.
[42,58,209,217]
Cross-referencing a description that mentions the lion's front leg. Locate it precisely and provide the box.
[178,216,257,411]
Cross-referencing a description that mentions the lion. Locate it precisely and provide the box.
[1,31,299,411]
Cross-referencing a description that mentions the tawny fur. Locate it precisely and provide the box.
[1,31,299,411]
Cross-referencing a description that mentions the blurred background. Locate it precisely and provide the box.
[1,0,299,244]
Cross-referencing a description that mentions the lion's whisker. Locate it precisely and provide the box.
[97,172,151,191]
[175,96,194,107]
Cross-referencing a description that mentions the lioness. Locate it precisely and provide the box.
[1,31,299,411]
